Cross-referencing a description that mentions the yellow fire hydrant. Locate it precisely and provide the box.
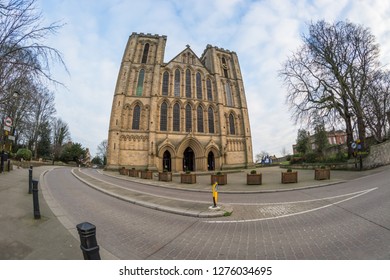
[212,182,218,208]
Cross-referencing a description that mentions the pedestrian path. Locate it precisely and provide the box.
[0,166,81,260]
[100,165,382,193]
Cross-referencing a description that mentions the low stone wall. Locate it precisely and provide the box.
[363,140,390,169]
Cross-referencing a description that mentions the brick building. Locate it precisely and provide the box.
[106,33,254,172]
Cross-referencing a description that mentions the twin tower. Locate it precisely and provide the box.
[107,32,254,172]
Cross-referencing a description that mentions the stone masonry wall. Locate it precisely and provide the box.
[363,140,390,169]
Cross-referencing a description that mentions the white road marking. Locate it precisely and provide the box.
[228,188,378,205]
[204,187,378,224]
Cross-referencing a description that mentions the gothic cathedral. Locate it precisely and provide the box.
[107,33,254,172]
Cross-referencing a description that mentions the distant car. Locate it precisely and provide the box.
[92,165,98,169]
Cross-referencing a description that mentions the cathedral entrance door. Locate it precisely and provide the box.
[207,151,215,171]
[183,147,195,171]
[163,151,171,171]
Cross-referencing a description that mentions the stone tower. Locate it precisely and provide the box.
[106,32,254,171]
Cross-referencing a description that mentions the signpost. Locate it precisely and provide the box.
[4,117,12,127]
[2,116,14,153]
[351,139,364,170]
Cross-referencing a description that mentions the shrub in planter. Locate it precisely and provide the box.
[211,172,227,185]
[140,169,153,179]
[181,172,196,184]
[314,167,330,180]
[159,171,172,182]
[128,168,140,177]
[281,169,298,183]
[247,170,262,185]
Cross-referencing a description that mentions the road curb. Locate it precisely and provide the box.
[71,168,232,218]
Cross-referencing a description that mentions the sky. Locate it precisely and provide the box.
[36,0,390,158]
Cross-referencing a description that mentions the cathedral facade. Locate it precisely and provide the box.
[106,32,254,172]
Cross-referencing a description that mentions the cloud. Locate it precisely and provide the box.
[37,0,390,158]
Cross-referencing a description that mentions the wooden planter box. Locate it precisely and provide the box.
[119,167,128,175]
[159,172,172,182]
[128,169,140,177]
[181,173,196,184]
[211,174,227,185]
[281,171,298,184]
[315,169,330,180]
[140,170,153,179]
[247,173,262,185]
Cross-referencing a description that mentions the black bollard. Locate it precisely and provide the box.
[0,151,3,173]
[32,179,41,219]
[7,159,10,172]
[28,166,33,194]
[76,222,101,260]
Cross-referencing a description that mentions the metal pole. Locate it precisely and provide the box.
[76,222,101,260]
[28,166,33,194]
[0,151,4,173]
[32,179,41,219]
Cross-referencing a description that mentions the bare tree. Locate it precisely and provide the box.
[25,86,56,158]
[0,0,66,106]
[280,20,382,156]
[364,70,390,142]
[97,139,108,165]
[52,117,70,162]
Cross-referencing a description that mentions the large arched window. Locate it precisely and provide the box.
[174,69,180,97]
[185,104,192,132]
[173,103,180,131]
[136,69,145,96]
[196,72,202,99]
[162,71,169,96]
[160,102,168,131]
[229,113,235,135]
[208,107,215,133]
[185,69,192,98]
[132,105,141,130]
[197,106,204,133]
[141,43,149,63]
[225,83,233,106]
[206,79,213,101]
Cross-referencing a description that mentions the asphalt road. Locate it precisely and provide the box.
[44,167,390,259]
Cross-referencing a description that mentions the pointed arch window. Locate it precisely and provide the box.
[132,105,141,130]
[225,83,233,106]
[185,104,192,132]
[196,72,202,99]
[206,79,213,101]
[141,43,149,63]
[160,102,168,131]
[174,69,180,97]
[185,69,192,98]
[173,103,180,131]
[208,107,215,134]
[162,71,169,96]
[197,106,204,133]
[136,69,145,96]
[229,113,235,135]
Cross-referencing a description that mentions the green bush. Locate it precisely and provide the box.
[323,152,348,163]
[290,156,303,164]
[304,152,317,163]
[16,148,32,161]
